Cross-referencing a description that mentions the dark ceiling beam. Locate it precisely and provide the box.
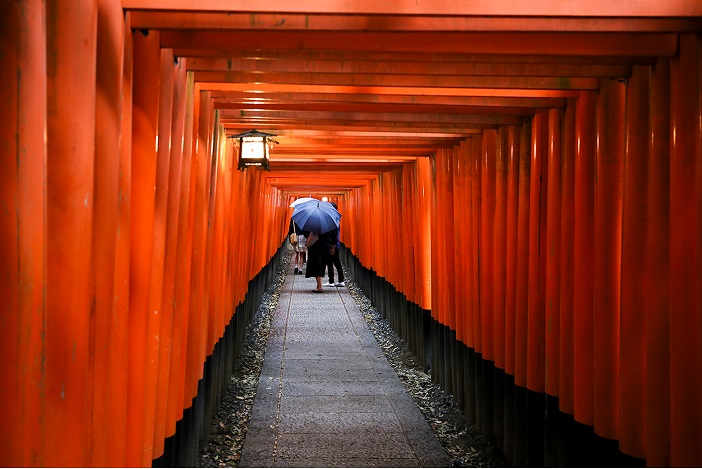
[196,81,580,99]
[131,12,702,33]
[213,101,536,117]
[210,92,566,110]
[186,56,633,79]
[194,70,600,91]
[161,31,678,57]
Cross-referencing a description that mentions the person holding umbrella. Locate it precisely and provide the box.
[291,199,341,293]
[324,202,345,287]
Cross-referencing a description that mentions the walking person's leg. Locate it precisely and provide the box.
[333,250,344,285]
[326,253,335,285]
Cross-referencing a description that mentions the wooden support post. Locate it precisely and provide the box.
[0,1,46,465]
[127,27,160,467]
[593,77,624,443]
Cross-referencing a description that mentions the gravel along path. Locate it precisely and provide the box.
[198,253,505,467]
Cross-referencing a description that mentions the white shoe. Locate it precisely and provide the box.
[335,281,345,287]
[323,282,335,287]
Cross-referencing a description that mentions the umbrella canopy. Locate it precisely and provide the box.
[289,196,318,208]
[291,200,341,235]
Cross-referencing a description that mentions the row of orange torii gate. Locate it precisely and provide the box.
[2,3,702,468]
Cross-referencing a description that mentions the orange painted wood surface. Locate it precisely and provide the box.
[669,34,702,467]
[593,78,624,441]
[0,1,46,466]
[127,28,160,467]
[45,1,98,466]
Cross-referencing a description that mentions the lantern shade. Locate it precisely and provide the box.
[230,129,275,170]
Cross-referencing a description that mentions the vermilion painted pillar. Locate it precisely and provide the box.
[109,18,133,468]
[403,166,417,306]
[175,73,197,420]
[127,28,160,467]
[195,91,214,379]
[206,119,224,352]
[619,65,649,460]
[573,92,596,427]
[454,142,468,346]
[514,124,530,390]
[494,128,508,371]
[149,48,175,460]
[527,109,547,394]
[92,0,125,465]
[669,34,702,467]
[645,57,671,468]
[593,78,624,441]
[504,126,520,378]
[470,135,483,355]
[164,59,189,441]
[512,121,531,465]
[185,88,210,402]
[480,130,497,363]
[453,141,473,346]
[0,1,46,466]
[45,2,97,466]
[445,149,456,336]
[416,156,432,312]
[463,139,477,350]
[559,99,576,416]
[545,108,562,397]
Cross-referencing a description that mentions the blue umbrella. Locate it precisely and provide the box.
[289,196,318,208]
[291,200,341,235]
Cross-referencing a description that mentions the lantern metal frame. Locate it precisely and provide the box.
[228,129,277,171]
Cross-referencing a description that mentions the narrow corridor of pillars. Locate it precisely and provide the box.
[340,50,702,464]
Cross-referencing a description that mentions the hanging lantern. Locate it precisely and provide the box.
[229,129,276,171]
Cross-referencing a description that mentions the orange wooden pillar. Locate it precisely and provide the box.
[0,1,46,466]
[501,125,521,464]
[92,0,126,465]
[512,122,531,466]
[416,158,433,311]
[470,135,484,361]
[514,122,531,387]
[526,110,548,466]
[480,130,498,365]
[543,108,563,466]
[526,110,547,396]
[494,129,508,374]
[163,59,190,447]
[454,142,469,352]
[669,34,702,467]
[416,157,432,313]
[402,164,417,309]
[109,17,133,468]
[618,65,649,460]
[127,28,160,467]
[573,91,597,429]
[544,108,562,399]
[593,78,625,442]
[644,58,671,468]
[186,88,214,404]
[504,127,521,381]
[45,2,97,466]
[149,48,176,460]
[558,99,576,421]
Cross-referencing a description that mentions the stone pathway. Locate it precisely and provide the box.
[239,266,451,467]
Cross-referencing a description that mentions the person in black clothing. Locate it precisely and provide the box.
[324,202,345,287]
[305,228,336,292]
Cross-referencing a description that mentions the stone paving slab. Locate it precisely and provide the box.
[239,264,451,468]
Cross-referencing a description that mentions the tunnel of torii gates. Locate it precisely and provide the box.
[2,0,702,467]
